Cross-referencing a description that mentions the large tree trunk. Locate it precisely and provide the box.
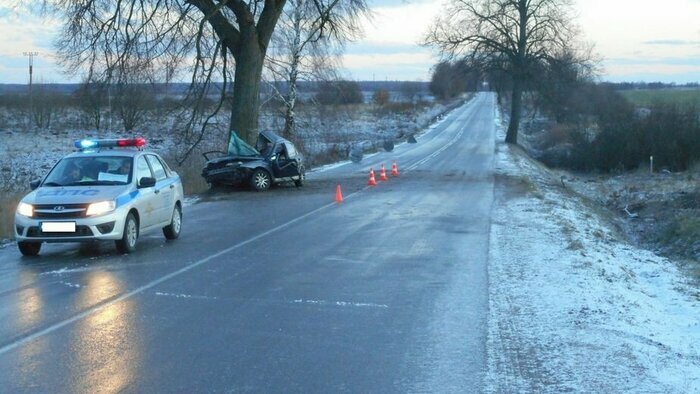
[230,34,265,146]
[506,76,523,144]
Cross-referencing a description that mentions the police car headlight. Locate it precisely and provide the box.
[17,202,33,217]
[86,201,116,216]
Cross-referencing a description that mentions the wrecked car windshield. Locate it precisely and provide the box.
[228,132,260,157]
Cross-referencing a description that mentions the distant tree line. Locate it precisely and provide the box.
[428,61,480,100]
[608,82,700,91]
[315,80,364,105]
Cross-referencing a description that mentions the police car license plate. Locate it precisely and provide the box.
[42,222,76,233]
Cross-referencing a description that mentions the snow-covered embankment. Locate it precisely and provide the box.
[486,112,700,392]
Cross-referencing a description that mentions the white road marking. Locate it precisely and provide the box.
[324,256,372,264]
[406,103,478,172]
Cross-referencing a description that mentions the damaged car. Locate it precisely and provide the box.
[201,130,306,191]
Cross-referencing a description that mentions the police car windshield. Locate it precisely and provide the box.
[43,157,133,187]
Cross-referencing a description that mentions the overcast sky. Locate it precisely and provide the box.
[0,0,699,84]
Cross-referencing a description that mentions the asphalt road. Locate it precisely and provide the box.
[0,92,496,393]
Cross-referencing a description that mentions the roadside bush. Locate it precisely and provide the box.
[0,93,30,109]
[315,80,363,105]
[548,101,700,172]
[114,83,156,131]
[31,85,68,129]
[372,89,391,106]
[73,81,108,130]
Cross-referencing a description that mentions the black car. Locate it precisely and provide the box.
[201,130,305,191]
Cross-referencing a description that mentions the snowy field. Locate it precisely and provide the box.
[486,111,700,392]
[0,100,460,192]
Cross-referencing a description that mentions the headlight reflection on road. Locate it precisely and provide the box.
[14,270,48,388]
[70,271,143,393]
[15,270,44,331]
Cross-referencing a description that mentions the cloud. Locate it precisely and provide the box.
[345,42,426,55]
[607,56,700,66]
[368,0,436,8]
[342,51,434,80]
[642,40,700,46]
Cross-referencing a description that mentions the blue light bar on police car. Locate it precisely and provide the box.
[74,137,147,150]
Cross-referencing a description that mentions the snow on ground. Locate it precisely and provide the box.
[486,112,700,392]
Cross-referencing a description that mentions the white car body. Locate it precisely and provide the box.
[14,143,184,255]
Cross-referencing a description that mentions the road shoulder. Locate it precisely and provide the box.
[486,121,700,392]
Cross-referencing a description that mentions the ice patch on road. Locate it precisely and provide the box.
[292,299,389,309]
[486,111,700,392]
[155,292,219,301]
[183,196,201,207]
[40,266,92,276]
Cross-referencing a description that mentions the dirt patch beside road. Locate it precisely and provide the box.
[563,169,700,282]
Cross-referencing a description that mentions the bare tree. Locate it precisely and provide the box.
[265,0,367,140]
[30,83,63,130]
[425,0,578,144]
[533,45,597,124]
[39,0,369,152]
[114,82,156,132]
[74,80,108,130]
[399,81,423,103]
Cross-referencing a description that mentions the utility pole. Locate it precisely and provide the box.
[23,52,39,124]
[23,52,39,93]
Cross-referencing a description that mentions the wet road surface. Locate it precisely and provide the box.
[0,93,496,392]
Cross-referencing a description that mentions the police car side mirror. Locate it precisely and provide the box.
[138,177,156,188]
[30,180,41,190]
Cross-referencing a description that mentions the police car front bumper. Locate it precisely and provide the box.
[15,209,127,243]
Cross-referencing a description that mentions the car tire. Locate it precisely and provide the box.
[116,212,138,254]
[163,204,182,240]
[294,166,305,187]
[250,168,271,191]
[18,241,41,256]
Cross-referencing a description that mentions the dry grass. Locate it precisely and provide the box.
[161,152,210,195]
[0,191,23,240]
[621,88,700,107]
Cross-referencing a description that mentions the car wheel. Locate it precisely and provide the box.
[250,168,271,191]
[163,204,182,240]
[18,241,41,256]
[294,166,305,187]
[116,212,138,254]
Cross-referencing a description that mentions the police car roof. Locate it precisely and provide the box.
[64,149,149,159]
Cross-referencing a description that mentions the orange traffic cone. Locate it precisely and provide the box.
[379,164,388,181]
[391,161,399,177]
[335,185,344,203]
[368,168,377,186]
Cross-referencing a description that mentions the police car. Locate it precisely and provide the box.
[14,137,184,256]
